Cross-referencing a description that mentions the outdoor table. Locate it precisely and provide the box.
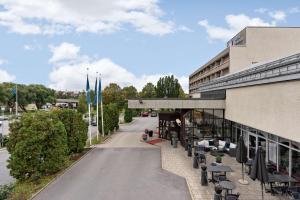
[207,165,233,183]
[268,174,298,195]
[219,181,236,194]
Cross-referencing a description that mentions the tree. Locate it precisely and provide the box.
[77,92,87,114]
[98,103,119,134]
[28,84,56,109]
[53,109,88,154]
[156,75,182,98]
[122,86,137,100]
[124,104,133,123]
[103,83,124,110]
[7,111,68,180]
[140,83,156,98]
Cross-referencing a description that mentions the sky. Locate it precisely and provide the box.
[0,0,299,92]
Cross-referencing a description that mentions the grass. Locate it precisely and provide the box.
[86,135,110,146]
[7,149,91,200]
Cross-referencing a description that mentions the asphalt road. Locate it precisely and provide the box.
[0,149,14,186]
[33,117,191,200]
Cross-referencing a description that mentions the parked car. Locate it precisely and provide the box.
[91,120,97,126]
[0,116,8,121]
[150,111,157,117]
[141,112,149,117]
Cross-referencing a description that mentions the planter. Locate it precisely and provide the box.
[148,130,153,137]
[142,134,148,141]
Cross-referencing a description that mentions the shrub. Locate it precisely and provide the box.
[0,184,14,200]
[98,103,119,135]
[124,107,133,123]
[7,111,68,180]
[53,109,88,154]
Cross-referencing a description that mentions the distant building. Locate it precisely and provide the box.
[56,99,79,109]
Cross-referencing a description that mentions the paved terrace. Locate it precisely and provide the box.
[157,140,284,200]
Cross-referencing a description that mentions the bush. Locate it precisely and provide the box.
[124,107,133,123]
[7,111,68,180]
[53,109,88,154]
[98,103,119,135]
[0,184,14,200]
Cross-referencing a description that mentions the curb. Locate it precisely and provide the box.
[120,118,136,125]
[30,147,95,200]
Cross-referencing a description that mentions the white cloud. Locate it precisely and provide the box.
[49,42,81,64]
[177,25,193,32]
[198,14,275,41]
[0,69,15,83]
[0,58,6,65]
[0,0,180,35]
[23,44,34,50]
[269,10,286,21]
[48,42,188,92]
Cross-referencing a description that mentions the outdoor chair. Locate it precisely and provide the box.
[225,193,240,200]
[288,186,300,194]
[291,192,300,200]
[217,174,227,182]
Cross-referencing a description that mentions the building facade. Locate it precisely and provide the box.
[189,27,300,96]
[189,27,300,181]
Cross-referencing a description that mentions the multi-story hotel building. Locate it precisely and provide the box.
[188,27,300,181]
[129,26,300,181]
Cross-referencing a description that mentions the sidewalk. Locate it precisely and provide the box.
[157,141,282,200]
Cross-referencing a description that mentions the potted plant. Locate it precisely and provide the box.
[142,133,148,141]
[216,155,222,164]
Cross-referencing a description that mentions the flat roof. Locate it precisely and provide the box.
[128,98,225,109]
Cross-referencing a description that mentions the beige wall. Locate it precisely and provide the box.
[230,27,300,73]
[225,80,300,142]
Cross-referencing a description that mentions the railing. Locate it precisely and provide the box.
[194,53,300,92]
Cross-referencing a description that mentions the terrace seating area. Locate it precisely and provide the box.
[157,138,298,200]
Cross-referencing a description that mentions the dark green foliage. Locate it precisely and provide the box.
[124,105,133,123]
[98,103,119,135]
[0,83,56,111]
[103,83,124,110]
[140,82,156,98]
[6,111,68,180]
[0,184,14,200]
[156,75,182,98]
[77,93,87,114]
[53,109,88,154]
[122,86,137,100]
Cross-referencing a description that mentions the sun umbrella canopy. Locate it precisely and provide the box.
[236,135,247,163]
[250,147,269,183]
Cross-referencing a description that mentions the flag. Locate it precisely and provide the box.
[11,87,16,96]
[93,77,98,105]
[98,78,102,102]
[86,75,91,105]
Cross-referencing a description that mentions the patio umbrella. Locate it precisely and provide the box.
[236,135,248,185]
[250,147,269,200]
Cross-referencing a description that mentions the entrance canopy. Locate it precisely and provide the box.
[128,98,225,109]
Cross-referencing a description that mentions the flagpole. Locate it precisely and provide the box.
[15,84,18,116]
[100,75,104,137]
[96,72,99,141]
[87,68,92,146]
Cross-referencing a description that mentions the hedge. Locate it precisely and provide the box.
[98,103,119,135]
[7,111,68,180]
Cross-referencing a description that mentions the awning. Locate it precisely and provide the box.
[128,98,225,109]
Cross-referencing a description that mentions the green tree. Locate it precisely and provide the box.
[124,104,133,123]
[122,86,137,100]
[156,75,182,98]
[77,92,87,114]
[103,83,124,109]
[28,84,56,109]
[7,111,68,180]
[140,83,156,98]
[53,109,88,154]
[98,103,119,134]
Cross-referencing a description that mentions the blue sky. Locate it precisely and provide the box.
[0,0,299,91]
